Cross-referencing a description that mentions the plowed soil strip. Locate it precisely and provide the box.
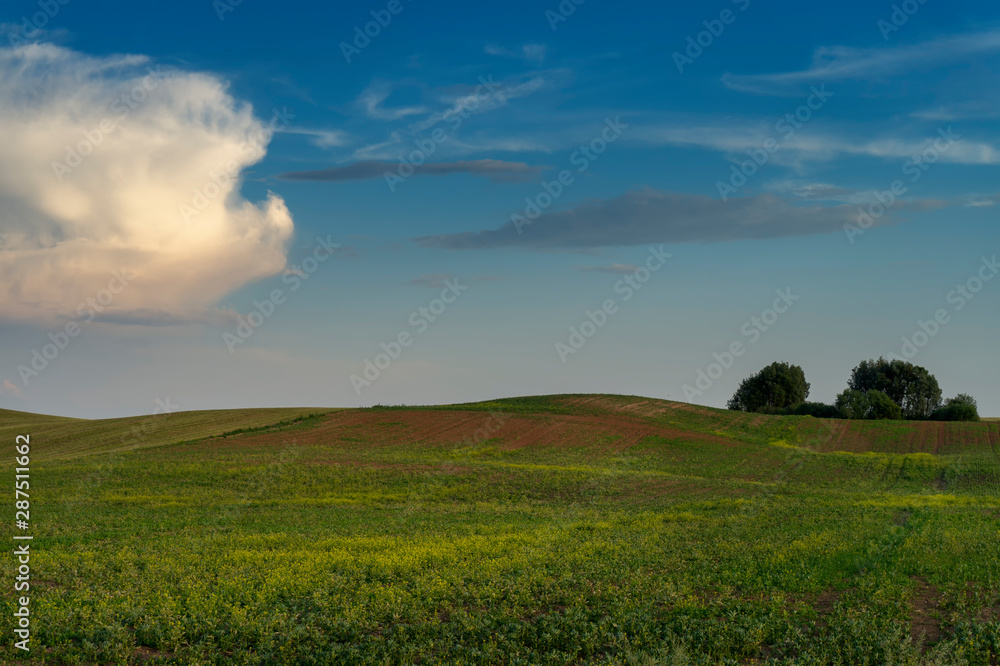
[175,410,739,454]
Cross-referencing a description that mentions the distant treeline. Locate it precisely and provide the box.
[727,359,980,421]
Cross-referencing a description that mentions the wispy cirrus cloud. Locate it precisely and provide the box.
[357,80,427,120]
[767,181,856,201]
[723,29,1000,95]
[484,43,547,64]
[350,69,573,161]
[276,126,349,148]
[767,180,951,209]
[643,122,1000,165]
[910,102,1000,122]
[963,194,1000,208]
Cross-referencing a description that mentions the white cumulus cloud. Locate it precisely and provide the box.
[0,44,294,325]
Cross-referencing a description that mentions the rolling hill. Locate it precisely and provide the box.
[2,395,998,664]
[5,394,997,463]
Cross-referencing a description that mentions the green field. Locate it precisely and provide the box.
[2,395,999,664]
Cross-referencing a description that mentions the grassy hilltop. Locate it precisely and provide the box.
[2,395,999,664]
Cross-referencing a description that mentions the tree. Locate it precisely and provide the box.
[789,402,843,418]
[727,362,810,412]
[835,390,867,419]
[835,389,903,420]
[866,390,903,420]
[930,394,980,422]
[847,358,942,419]
[948,393,978,409]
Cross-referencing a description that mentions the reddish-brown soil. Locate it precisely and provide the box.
[193,409,738,454]
[821,421,857,453]
[134,646,176,661]
[909,577,944,649]
[812,420,1000,455]
[813,588,840,616]
[169,397,1000,460]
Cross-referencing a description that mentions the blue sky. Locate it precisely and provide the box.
[1,0,997,417]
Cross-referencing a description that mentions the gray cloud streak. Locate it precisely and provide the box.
[416,188,939,250]
[279,159,543,183]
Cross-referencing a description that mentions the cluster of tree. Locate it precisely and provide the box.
[929,394,980,422]
[727,359,980,421]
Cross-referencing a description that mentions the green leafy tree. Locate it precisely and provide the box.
[835,390,866,419]
[847,358,942,419]
[867,390,904,420]
[727,362,810,412]
[948,393,978,409]
[930,394,980,421]
[835,389,903,420]
[789,402,843,418]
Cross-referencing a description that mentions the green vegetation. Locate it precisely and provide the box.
[730,359,981,422]
[836,388,904,420]
[1,395,998,664]
[786,402,843,419]
[931,395,982,423]
[847,358,943,419]
[726,361,810,413]
[374,395,579,415]
[0,407,329,462]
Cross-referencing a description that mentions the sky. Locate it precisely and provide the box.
[0,0,997,418]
